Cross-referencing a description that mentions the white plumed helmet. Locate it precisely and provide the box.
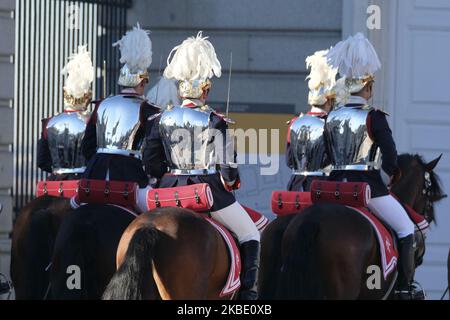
[326,32,381,93]
[62,45,94,107]
[114,23,153,87]
[305,49,338,106]
[163,31,221,99]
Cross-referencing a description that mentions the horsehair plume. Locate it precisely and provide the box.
[62,45,94,99]
[305,49,337,91]
[163,31,222,81]
[326,32,381,79]
[113,22,152,73]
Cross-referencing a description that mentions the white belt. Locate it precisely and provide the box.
[97,148,142,159]
[52,167,86,175]
[170,169,217,175]
[293,170,325,176]
[332,164,376,171]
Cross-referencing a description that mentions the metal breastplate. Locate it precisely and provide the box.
[46,110,90,174]
[159,106,216,170]
[96,94,144,155]
[289,114,327,175]
[325,105,381,170]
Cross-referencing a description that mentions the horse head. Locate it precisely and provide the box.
[392,153,447,224]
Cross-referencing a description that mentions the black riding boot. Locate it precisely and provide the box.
[396,234,424,300]
[238,240,260,300]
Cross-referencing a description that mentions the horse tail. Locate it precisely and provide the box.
[277,213,323,299]
[12,209,54,299]
[102,224,160,300]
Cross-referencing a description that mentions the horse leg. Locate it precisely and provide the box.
[258,215,294,299]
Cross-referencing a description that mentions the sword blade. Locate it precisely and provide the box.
[226,52,233,118]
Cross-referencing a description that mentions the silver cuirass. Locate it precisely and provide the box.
[46,110,90,174]
[96,94,144,155]
[159,106,217,170]
[289,114,327,175]
[325,105,381,170]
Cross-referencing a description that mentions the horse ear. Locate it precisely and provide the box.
[425,154,443,172]
[431,194,448,202]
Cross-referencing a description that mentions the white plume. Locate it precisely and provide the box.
[113,23,152,73]
[163,31,222,81]
[62,45,94,99]
[305,49,337,92]
[146,77,181,108]
[326,32,381,79]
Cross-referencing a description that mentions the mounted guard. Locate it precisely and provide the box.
[286,49,337,191]
[146,31,261,300]
[80,23,159,211]
[37,45,94,181]
[325,32,424,299]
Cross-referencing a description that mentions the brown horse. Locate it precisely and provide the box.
[10,196,72,299]
[102,207,232,300]
[259,154,446,299]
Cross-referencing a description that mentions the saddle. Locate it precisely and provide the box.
[36,180,79,198]
[37,178,267,298]
[271,181,398,279]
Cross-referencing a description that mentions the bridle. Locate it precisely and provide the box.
[416,171,434,223]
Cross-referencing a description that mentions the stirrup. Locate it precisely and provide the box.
[394,290,413,300]
[411,281,426,300]
[395,282,426,300]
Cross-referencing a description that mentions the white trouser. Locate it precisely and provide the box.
[368,195,414,239]
[135,186,153,213]
[211,202,261,244]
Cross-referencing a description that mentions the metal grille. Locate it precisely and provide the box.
[13,0,131,212]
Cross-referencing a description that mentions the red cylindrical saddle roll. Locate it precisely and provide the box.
[271,191,312,215]
[147,183,213,212]
[310,180,371,207]
[77,179,138,208]
[36,180,79,198]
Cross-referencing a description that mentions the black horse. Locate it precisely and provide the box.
[259,154,446,299]
[49,204,136,299]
